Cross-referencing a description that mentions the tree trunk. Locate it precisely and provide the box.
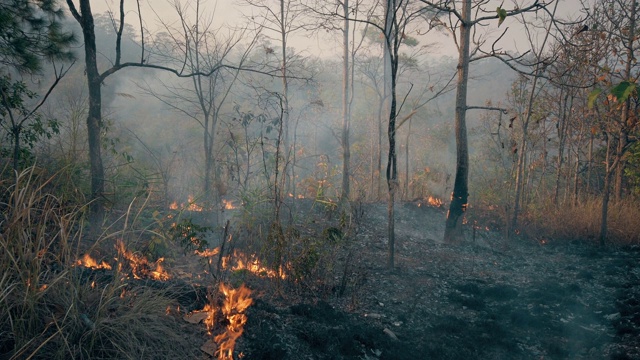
[385,0,398,268]
[280,0,291,197]
[77,0,105,218]
[444,0,471,243]
[404,119,412,200]
[600,137,614,246]
[341,0,350,203]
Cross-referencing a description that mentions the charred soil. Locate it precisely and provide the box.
[227,201,640,360]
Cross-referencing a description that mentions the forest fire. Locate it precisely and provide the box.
[115,240,171,281]
[196,247,221,258]
[222,199,236,210]
[215,283,253,360]
[184,283,253,359]
[227,250,287,279]
[168,195,206,211]
[76,253,112,270]
[427,196,444,207]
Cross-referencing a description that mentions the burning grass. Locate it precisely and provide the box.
[185,283,254,359]
[0,167,199,359]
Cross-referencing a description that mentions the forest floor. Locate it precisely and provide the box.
[165,201,640,359]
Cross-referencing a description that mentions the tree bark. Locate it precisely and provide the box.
[444,0,471,243]
[385,0,398,268]
[341,0,351,203]
[72,0,105,218]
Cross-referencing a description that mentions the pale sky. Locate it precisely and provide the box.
[88,0,586,59]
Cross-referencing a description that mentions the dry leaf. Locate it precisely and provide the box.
[184,312,209,324]
[200,339,217,356]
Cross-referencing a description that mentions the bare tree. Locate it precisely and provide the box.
[65,0,277,219]
[138,0,260,214]
[419,0,549,242]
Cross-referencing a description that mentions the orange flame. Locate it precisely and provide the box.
[115,240,170,281]
[196,247,221,257]
[222,199,236,210]
[187,195,204,212]
[215,283,253,360]
[427,196,444,207]
[76,253,112,270]
[169,195,207,211]
[224,250,286,279]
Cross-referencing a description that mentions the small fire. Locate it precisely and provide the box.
[187,195,204,212]
[225,250,286,279]
[169,195,207,212]
[222,199,236,210]
[115,240,170,281]
[215,283,253,360]
[427,196,444,207]
[196,247,221,257]
[76,253,112,270]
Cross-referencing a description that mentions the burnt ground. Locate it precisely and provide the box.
[174,201,640,360]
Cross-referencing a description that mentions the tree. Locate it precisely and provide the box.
[65,0,274,218]
[588,0,640,244]
[0,0,74,73]
[419,0,548,242]
[0,67,71,171]
[138,0,259,214]
[0,0,75,170]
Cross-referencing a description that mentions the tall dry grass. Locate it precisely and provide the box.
[525,197,640,245]
[0,167,198,359]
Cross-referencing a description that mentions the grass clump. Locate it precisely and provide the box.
[0,167,199,359]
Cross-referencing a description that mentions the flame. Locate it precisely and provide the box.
[224,250,286,279]
[196,247,221,257]
[116,240,171,281]
[187,195,204,212]
[76,253,112,270]
[215,283,253,360]
[427,196,444,207]
[222,199,236,210]
[168,195,206,211]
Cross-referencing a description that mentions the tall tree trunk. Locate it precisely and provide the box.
[587,132,594,193]
[600,136,614,246]
[341,0,350,203]
[377,99,383,199]
[385,0,398,268]
[404,119,412,200]
[75,0,105,218]
[280,0,291,197]
[553,93,570,204]
[444,0,471,243]
[573,150,580,206]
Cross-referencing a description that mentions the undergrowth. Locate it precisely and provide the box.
[0,167,198,359]
[468,196,640,245]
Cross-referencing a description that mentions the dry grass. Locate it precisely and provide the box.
[524,197,640,245]
[0,167,199,359]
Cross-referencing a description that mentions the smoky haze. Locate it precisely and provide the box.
[46,0,578,212]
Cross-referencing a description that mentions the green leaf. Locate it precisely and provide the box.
[611,81,636,103]
[588,88,603,109]
[496,7,508,27]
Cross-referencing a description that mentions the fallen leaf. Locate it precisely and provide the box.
[184,312,209,324]
[201,339,217,356]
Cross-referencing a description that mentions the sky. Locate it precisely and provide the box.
[86,0,588,61]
